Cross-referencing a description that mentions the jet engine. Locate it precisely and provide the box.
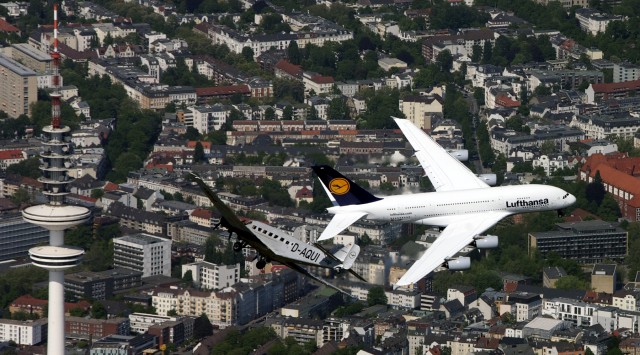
[476,174,497,186]
[447,149,469,161]
[472,235,499,249]
[444,256,471,270]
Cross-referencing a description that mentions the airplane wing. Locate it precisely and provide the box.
[318,212,368,241]
[395,211,510,287]
[393,117,489,192]
[280,260,352,296]
[189,173,260,245]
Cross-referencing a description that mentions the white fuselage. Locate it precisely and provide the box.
[328,184,575,227]
[247,221,336,267]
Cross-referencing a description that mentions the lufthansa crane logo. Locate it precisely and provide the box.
[329,178,350,195]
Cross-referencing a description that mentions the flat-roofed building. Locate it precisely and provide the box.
[65,317,129,340]
[181,261,239,290]
[0,318,47,345]
[64,268,143,301]
[528,220,627,264]
[113,233,172,277]
[591,264,617,294]
[0,53,37,118]
[0,212,48,261]
[8,43,52,74]
[90,334,157,355]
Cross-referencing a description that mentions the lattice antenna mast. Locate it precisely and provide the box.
[51,3,61,129]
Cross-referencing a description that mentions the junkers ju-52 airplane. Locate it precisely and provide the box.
[189,173,365,294]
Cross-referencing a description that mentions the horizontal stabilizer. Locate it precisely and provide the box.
[332,243,360,270]
[319,212,367,241]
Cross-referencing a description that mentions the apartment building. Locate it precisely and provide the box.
[399,95,443,129]
[0,319,47,345]
[65,317,129,340]
[529,220,627,264]
[0,54,37,118]
[0,212,48,261]
[151,288,237,328]
[181,261,240,290]
[575,8,624,35]
[614,62,640,83]
[113,233,172,277]
[8,43,52,74]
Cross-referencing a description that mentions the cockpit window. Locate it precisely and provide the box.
[563,193,569,199]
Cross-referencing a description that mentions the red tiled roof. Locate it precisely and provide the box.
[591,79,640,94]
[275,59,302,77]
[191,208,213,219]
[0,19,19,33]
[104,182,119,192]
[11,295,90,312]
[311,75,334,84]
[187,141,212,149]
[11,294,47,307]
[195,85,250,96]
[295,186,312,199]
[0,149,24,160]
[69,193,98,203]
[495,95,520,108]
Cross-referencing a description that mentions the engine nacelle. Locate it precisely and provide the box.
[477,173,497,186]
[473,235,499,249]
[444,256,471,271]
[447,149,468,161]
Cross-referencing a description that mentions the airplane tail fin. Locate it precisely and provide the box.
[312,165,381,206]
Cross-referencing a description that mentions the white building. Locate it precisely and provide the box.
[189,104,232,134]
[128,313,180,334]
[542,297,598,327]
[613,62,640,83]
[612,290,640,312]
[0,318,47,345]
[575,8,624,36]
[532,154,570,176]
[181,261,240,290]
[113,233,172,277]
[385,289,421,309]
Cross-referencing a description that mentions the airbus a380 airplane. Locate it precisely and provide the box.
[312,117,576,287]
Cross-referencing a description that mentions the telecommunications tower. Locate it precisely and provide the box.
[21,4,91,354]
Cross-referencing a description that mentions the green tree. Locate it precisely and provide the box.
[10,188,31,205]
[367,286,388,306]
[241,46,254,61]
[265,107,275,120]
[193,314,214,339]
[91,301,107,319]
[287,41,301,65]
[482,41,492,64]
[183,126,201,141]
[436,49,453,72]
[586,171,606,207]
[555,275,589,290]
[194,141,206,163]
[283,105,294,120]
[380,182,395,191]
[182,270,193,284]
[7,157,41,179]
